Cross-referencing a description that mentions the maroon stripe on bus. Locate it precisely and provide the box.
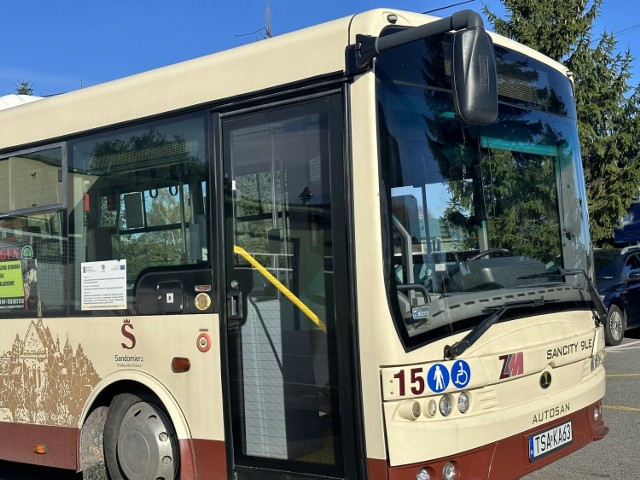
[367,457,390,480]
[0,421,79,470]
[179,438,227,480]
[384,401,607,480]
[0,422,228,479]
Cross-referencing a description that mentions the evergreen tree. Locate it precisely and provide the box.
[15,80,33,95]
[484,0,640,245]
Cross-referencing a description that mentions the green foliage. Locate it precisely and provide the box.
[572,35,640,243]
[15,81,33,95]
[119,187,191,281]
[90,127,201,282]
[484,0,600,60]
[485,0,640,245]
[442,148,562,263]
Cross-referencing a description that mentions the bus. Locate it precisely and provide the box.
[0,7,608,480]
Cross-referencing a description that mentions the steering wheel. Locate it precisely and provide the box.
[468,248,510,261]
[441,248,511,291]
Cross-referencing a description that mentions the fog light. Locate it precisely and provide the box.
[443,461,457,480]
[439,394,453,417]
[398,400,422,420]
[457,392,469,414]
[427,399,437,417]
[593,404,600,422]
[416,467,431,480]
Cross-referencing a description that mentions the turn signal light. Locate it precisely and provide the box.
[34,444,47,454]
[171,357,191,373]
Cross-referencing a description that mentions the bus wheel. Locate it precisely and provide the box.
[103,392,179,480]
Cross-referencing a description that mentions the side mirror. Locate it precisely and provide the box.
[451,28,498,125]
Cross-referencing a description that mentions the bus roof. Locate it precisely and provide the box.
[0,8,570,152]
[0,12,357,151]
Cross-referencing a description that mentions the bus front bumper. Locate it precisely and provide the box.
[374,400,608,480]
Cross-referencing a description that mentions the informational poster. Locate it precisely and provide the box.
[0,259,25,308]
[0,244,37,311]
[81,259,127,310]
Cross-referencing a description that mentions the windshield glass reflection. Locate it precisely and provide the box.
[377,39,591,346]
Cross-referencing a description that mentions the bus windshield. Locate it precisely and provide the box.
[376,34,593,347]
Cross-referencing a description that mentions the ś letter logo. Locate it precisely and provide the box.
[121,318,136,349]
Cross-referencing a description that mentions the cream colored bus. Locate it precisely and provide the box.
[0,7,607,480]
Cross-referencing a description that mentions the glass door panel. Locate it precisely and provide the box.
[221,95,347,478]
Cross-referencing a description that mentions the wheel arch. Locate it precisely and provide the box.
[77,370,194,476]
[80,370,191,439]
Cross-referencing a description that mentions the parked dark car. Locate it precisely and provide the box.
[593,246,640,345]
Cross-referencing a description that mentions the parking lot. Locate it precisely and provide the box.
[525,331,640,479]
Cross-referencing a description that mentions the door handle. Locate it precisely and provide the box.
[227,291,244,320]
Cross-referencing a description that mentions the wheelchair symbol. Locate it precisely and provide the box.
[452,360,471,388]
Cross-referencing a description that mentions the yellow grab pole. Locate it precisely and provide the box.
[233,245,327,334]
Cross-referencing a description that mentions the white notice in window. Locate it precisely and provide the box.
[81,260,127,310]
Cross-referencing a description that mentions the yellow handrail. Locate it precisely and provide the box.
[233,245,327,334]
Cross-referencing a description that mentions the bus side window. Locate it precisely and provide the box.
[0,211,66,318]
[69,113,209,315]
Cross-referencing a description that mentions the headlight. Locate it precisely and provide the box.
[439,394,454,416]
[443,461,457,480]
[457,392,470,414]
[427,399,437,417]
[416,467,431,480]
[398,400,422,420]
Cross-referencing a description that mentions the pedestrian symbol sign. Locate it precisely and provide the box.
[427,363,450,393]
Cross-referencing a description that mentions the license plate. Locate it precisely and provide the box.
[528,421,572,460]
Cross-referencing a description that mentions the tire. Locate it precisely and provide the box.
[604,304,626,346]
[103,392,179,480]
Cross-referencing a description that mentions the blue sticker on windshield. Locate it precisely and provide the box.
[427,363,450,393]
[451,359,471,389]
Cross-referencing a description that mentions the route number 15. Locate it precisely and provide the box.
[393,368,425,396]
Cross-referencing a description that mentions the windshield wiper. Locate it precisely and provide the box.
[443,297,546,360]
[517,267,607,324]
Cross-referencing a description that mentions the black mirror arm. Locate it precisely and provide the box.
[350,10,487,72]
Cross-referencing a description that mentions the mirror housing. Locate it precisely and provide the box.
[347,9,499,126]
[451,28,498,125]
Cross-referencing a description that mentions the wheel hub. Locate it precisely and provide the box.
[117,402,177,480]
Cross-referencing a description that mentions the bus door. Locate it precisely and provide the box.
[219,93,360,479]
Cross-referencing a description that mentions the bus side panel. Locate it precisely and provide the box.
[0,424,229,478]
[0,422,78,470]
[183,438,227,480]
[367,457,390,480]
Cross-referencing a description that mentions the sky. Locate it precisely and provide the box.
[1,0,638,97]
